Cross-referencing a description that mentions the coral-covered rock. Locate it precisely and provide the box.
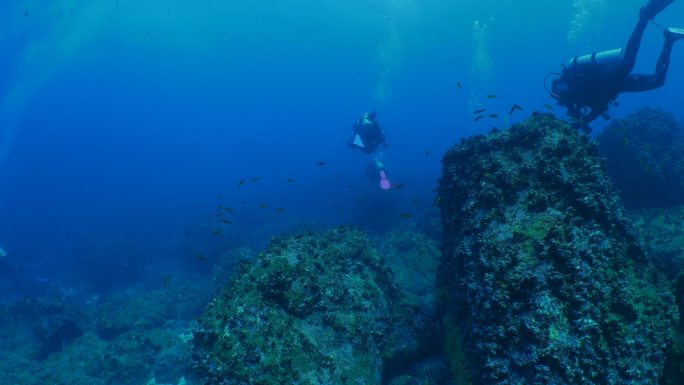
[630,206,684,278]
[597,107,684,209]
[190,227,425,384]
[437,113,677,384]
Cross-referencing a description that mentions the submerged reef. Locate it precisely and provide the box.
[437,113,677,384]
[630,206,684,279]
[191,227,442,384]
[597,107,684,209]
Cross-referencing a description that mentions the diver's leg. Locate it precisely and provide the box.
[619,15,650,75]
[640,0,674,20]
[621,34,676,92]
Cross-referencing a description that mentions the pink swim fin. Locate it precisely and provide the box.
[379,170,391,190]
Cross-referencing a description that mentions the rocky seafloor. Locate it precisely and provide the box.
[4,110,684,384]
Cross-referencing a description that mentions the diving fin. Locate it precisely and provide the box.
[665,27,684,42]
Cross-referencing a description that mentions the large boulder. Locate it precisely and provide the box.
[597,107,684,209]
[190,227,437,384]
[437,113,677,384]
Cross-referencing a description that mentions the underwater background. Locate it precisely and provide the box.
[1,0,683,384]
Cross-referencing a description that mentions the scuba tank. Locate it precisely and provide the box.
[567,48,624,69]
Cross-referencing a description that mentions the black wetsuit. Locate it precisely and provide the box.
[552,13,677,126]
[350,113,386,154]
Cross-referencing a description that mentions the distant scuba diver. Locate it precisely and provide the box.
[348,111,391,190]
[349,111,387,154]
[549,0,684,130]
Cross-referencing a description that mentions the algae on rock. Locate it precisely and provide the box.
[437,113,677,385]
[191,226,432,385]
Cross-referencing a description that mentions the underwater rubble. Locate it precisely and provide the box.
[190,226,446,384]
[0,277,210,384]
[437,113,677,384]
[597,107,684,209]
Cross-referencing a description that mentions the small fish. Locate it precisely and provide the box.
[544,103,554,110]
[332,174,341,178]
[432,195,442,207]
[411,198,420,204]
[509,104,523,115]
[487,94,497,99]
[249,177,261,183]
[215,212,223,217]
[315,161,327,166]
[394,183,406,189]
[400,213,413,219]
[24,9,29,18]
[286,178,296,183]
[424,149,432,155]
[212,229,222,235]
[237,179,245,187]
[217,194,223,199]
[474,115,485,122]
[196,255,208,261]
[456,81,463,89]
[473,109,486,114]
[259,204,268,208]
[222,207,234,214]
[163,275,172,287]
[488,114,499,119]
[221,219,231,224]
[274,207,285,212]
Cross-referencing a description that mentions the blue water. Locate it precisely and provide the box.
[0,0,682,282]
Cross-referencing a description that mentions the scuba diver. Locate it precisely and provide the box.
[549,0,684,130]
[348,111,391,190]
[349,111,387,154]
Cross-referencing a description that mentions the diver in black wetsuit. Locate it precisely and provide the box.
[550,0,684,130]
[348,112,392,190]
[348,111,387,154]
